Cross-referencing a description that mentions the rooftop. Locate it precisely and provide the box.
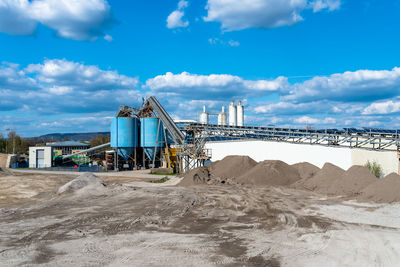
[46,141,89,147]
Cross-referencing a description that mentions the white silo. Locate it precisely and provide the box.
[218,106,227,126]
[229,101,237,126]
[237,101,244,126]
[199,105,209,124]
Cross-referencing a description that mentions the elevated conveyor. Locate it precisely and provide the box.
[142,96,185,145]
[62,142,111,160]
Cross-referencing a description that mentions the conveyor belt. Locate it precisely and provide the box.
[184,123,400,151]
[62,142,111,160]
[145,96,185,145]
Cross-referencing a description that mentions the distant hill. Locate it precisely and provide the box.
[31,132,110,142]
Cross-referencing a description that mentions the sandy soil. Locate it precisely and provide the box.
[1,171,400,266]
[0,153,9,170]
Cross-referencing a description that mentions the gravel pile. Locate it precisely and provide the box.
[57,173,107,195]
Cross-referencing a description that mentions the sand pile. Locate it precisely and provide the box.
[179,156,258,186]
[236,160,301,186]
[299,163,345,193]
[0,154,8,169]
[178,166,211,186]
[357,173,400,203]
[178,156,400,204]
[292,162,320,180]
[327,165,378,196]
[57,173,106,195]
[208,156,257,180]
[179,157,302,187]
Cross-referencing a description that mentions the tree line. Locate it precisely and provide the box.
[0,131,31,154]
[0,132,110,155]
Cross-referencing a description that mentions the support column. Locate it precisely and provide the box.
[143,149,146,169]
[134,148,137,170]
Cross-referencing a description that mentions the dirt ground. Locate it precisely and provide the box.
[1,172,400,266]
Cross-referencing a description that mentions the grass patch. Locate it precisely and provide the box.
[151,176,170,183]
[151,172,176,176]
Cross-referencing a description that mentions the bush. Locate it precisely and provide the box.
[364,160,383,178]
[151,176,170,183]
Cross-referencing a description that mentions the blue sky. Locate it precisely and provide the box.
[1,0,400,136]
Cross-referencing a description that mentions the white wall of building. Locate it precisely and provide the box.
[351,149,399,176]
[205,140,399,174]
[29,146,52,168]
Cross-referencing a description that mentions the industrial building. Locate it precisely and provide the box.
[29,141,90,168]
[29,146,53,168]
[27,96,400,175]
[103,97,400,175]
[48,141,89,156]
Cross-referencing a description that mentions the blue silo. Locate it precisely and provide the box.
[110,117,139,160]
[140,118,165,161]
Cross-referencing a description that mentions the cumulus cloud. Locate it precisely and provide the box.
[25,59,138,91]
[4,62,400,134]
[145,72,289,99]
[204,0,341,31]
[0,0,37,35]
[0,59,141,114]
[294,116,336,125]
[0,62,37,90]
[310,0,341,12]
[167,0,189,29]
[253,101,341,115]
[363,100,400,115]
[0,0,114,41]
[284,67,400,103]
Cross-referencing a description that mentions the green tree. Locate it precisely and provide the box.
[364,160,383,178]
[90,134,110,148]
[0,134,6,153]
[5,131,31,155]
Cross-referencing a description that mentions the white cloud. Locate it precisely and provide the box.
[0,0,114,41]
[294,116,320,124]
[255,101,319,114]
[145,72,289,99]
[204,0,341,31]
[178,0,189,9]
[46,86,73,95]
[363,100,400,115]
[167,0,189,29]
[310,0,341,12]
[208,37,219,45]
[367,121,382,127]
[0,59,141,114]
[104,34,113,42]
[208,38,240,47]
[0,62,37,90]
[228,40,240,47]
[294,116,336,125]
[284,67,400,102]
[25,59,138,91]
[0,0,36,35]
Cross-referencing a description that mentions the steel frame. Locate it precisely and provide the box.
[184,123,400,152]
